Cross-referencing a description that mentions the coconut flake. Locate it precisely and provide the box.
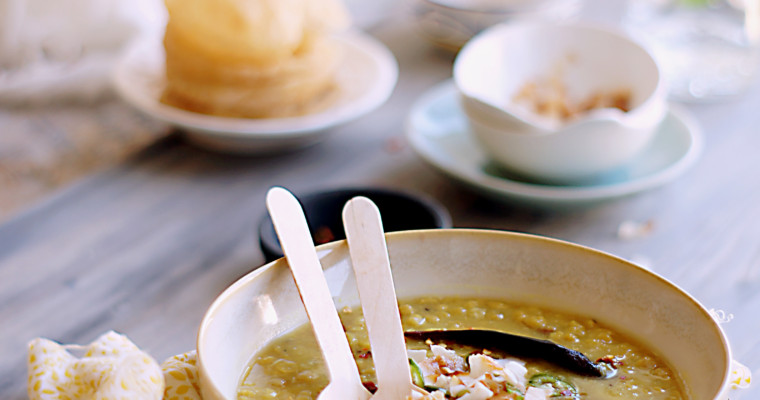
[468,354,501,378]
[525,386,552,400]
[408,349,428,363]
[458,381,494,400]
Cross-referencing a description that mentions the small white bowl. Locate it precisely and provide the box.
[454,22,668,184]
[409,0,581,52]
[196,229,743,400]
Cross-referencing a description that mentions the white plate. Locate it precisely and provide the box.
[113,31,398,154]
[406,81,703,208]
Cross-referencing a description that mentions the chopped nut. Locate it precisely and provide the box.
[617,220,655,240]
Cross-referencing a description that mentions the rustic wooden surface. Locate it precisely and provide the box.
[0,101,168,221]
[2,12,760,400]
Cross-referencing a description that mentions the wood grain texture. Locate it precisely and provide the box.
[2,17,760,400]
[0,101,169,221]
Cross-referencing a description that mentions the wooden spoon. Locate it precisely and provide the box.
[266,187,371,400]
[343,196,424,399]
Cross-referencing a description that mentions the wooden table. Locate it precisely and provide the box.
[2,13,760,400]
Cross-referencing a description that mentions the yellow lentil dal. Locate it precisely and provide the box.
[237,296,686,399]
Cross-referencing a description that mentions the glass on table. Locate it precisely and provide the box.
[624,0,760,102]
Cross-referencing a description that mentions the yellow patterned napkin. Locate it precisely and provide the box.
[27,331,202,400]
[27,331,164,399]
[161,351,202,400]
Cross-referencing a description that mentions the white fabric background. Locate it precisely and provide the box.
[0,0,166,104]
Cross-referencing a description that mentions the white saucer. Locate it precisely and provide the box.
[113,31,398,154]
[406,81,703,208]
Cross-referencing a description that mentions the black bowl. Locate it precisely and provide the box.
[258,187,452,263]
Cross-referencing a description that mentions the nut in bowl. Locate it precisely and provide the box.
[454,22,668,185]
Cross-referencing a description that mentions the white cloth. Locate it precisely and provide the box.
[0,0,166,104]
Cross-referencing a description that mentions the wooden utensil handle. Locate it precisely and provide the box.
[343,196,414,398]
[267,187,363,386]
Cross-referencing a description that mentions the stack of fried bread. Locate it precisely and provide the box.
[161,0,350,118]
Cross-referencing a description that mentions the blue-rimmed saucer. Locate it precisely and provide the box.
[406,81,703,208]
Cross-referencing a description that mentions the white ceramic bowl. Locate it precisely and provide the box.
[409,0,581,52]
[197,229,738,400]
[454,22,668,184]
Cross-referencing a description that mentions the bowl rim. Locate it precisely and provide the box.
[417,0,568,15]
[197,228,732,399]
[453,21,667,134]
